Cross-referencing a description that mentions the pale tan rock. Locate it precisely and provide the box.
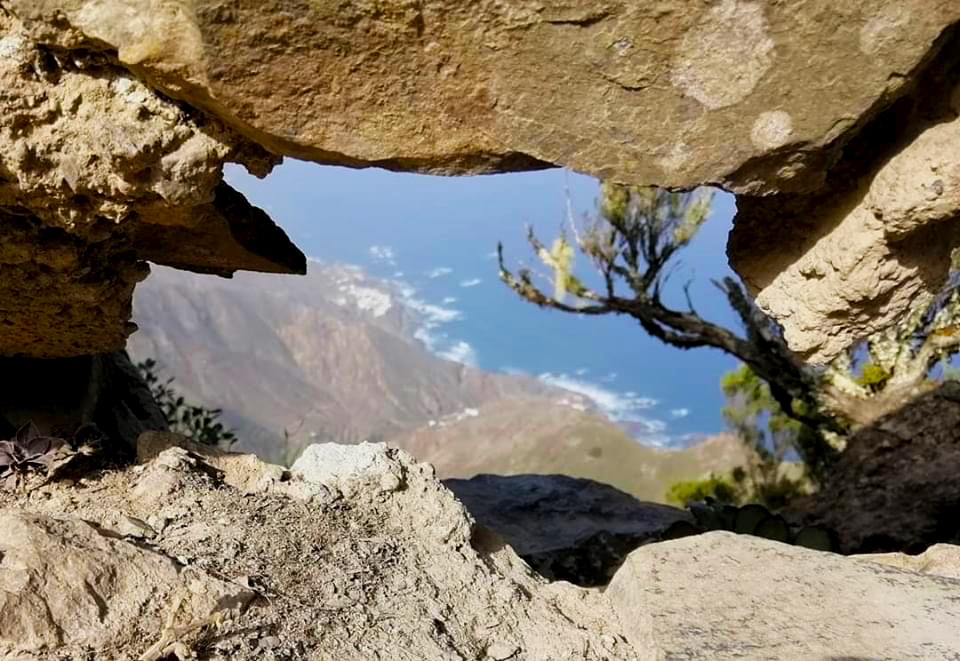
[1,438,636,660]
[732,110,960,362]
[0,1,959,359]
[136,431,330,502]
[0,511,253,654]
[854,544,960,580]
[606,531,960,660]
[5,438,960,659]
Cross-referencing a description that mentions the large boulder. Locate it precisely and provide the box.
[0,510,254,654]
[0,10,303,357]
[7,1,957,193]
[730,31,960,361]
[4,437,960,659]
[0,3,959,358]
[606,531,960,660]
[795,381,960,553]
[0,436,636,660]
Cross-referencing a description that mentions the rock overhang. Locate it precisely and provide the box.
[1,1,960,359]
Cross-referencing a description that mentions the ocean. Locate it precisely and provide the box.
[225,160,742,448]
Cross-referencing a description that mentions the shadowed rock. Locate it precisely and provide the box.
[445,473,690,586]
[795,381,960,554]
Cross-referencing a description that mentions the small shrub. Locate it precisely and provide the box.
[665,473,740,506]
[0,422,63,479]
[136,359,237,449]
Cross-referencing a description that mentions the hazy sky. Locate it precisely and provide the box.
[225,160,742,445]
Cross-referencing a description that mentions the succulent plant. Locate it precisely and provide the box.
[0,422,65,479]
[660,498,839,553]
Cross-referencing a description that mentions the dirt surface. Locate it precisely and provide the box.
[3,434,960,660]
[0,435,632,660]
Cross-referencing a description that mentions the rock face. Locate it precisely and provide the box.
[606,531,960,660]
[1,3,960,357]
[11,1,958,194]
[3,436,960,659]
[730,31,960,361]
[0,511,254,654]
[796,381,960,554]
[0,9,303,357]
[444,473,690,586]
[1,436,636,660]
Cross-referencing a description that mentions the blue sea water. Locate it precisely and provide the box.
[225,160,741,447]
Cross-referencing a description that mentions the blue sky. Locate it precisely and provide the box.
[225,160,742,446]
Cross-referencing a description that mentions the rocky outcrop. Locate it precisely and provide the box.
[0,3,960,358]
[444,473,690,586]
[1,436,636,660]
[3,436,960,659]
[0,9,303,357]
[11,1,958,194]
[730,30,960,361]
[795,381,960,554]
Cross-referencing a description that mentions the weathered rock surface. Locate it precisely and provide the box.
[855,543,960,580]
[0,2,959,357]
[0,9,303,357]
[730,28,960,361]
[444,473,689,586]
[0,510,254,654]
[606,531,960,660]
[3,436,960,659]
[1,436,635,660]
[795,381,960,554]
[8,1,958,193]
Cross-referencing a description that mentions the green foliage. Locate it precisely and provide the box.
[857,362,891,392]
[665,473,740,506]
[721,363,834,495]
[500,183,848,448]
[136,359,237,449]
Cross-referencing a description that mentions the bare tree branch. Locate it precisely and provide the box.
[498,184,847,453]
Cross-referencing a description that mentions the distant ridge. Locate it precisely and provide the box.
[129,264,748,501]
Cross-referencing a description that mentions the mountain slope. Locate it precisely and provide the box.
[130,264,567,457]
[394,398,749,501]
[129,263,746,500]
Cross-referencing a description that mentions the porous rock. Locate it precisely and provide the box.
[4,436,960,659]
[730,29,960,361]
[0,9,304,357]
[444,473,690,586]
[0,510,254,654]
[606,531,960,660]
[0,436,636,659]
[1,3,960,357]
